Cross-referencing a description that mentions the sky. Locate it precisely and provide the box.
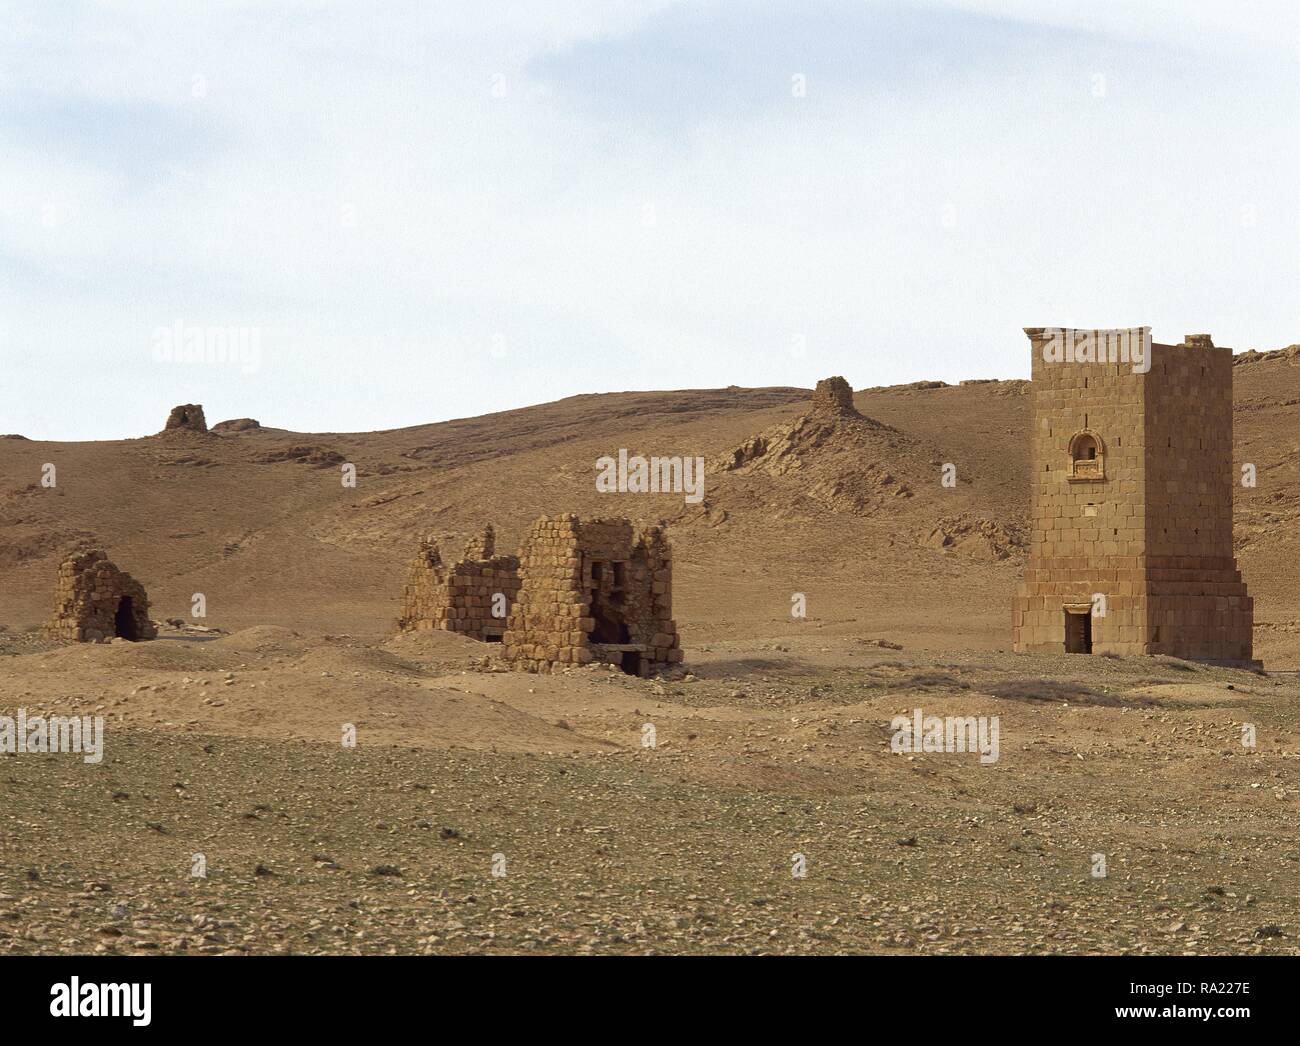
[2,0,1298,440]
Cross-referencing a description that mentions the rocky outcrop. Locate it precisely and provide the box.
[257,445,345,468]
[1234,344,1300,366]
[921,514,1028,561]
[715,376,918,514]
[213,418,261,432]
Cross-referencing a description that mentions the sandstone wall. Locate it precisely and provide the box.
[45,548,157,643]
[1143,336,1252,662]
[1013,328,1255,664]
[398,532,521,641]
[164,404,207,432]
[502,514,681,675]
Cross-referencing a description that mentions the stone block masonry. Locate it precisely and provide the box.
[45,548,157,643]
[810,375,860,418]
[163,404,207,432]
[502,514,681,676]
[1013,328,1256,666]
[398,525,521,642]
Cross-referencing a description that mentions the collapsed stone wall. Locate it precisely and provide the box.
[502,514,681,676]
[463,524,496,561]
[45,548,157,643]
[398,526,521,641]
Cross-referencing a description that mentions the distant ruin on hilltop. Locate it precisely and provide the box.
[810,375,860,418]
[163,404,208,433]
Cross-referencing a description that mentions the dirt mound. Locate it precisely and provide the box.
[31,634,242,672]
[718,405,898,478]
[211,625,317,655]
[288,640,430,679]
[382,628,502,672]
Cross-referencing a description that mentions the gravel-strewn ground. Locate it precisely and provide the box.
[3,648,1297,956]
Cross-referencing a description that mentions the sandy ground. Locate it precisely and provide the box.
[2,625,1297,955]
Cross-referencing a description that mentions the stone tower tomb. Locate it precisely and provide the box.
[1013,327,1256,666]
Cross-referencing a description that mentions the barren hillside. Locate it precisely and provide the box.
[3,351,1299,665]
[6,353,1300,959]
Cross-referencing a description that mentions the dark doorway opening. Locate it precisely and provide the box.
[588,556,640,674]
[114,596,139,641]
[589,603,630,644]
[587,559,630,644]
[1064,610,1092,654]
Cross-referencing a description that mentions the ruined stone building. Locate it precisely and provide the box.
[397,525,521,641]
[810,375,860,418]
[1013,328,1256,665]
[163,403,207,432]
[46,548,157,643]
[502,515,681,675]
[397,516,682,674]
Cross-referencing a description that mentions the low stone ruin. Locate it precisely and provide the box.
[45,548,157,643]
[164,404,208,432]
[397,516,682,675]
[398,525,522,641]
[503,515,680,676]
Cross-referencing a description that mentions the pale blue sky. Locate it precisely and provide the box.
[2,0,1298,439]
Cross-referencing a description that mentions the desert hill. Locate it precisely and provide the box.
[3,350,1299,664]
[6,351,1300,958]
